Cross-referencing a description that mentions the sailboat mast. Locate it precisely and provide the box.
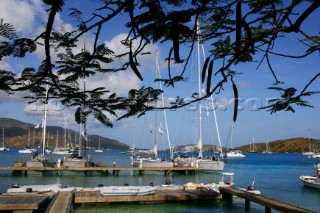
[154,51,159,160]
[64,116,67,148]
[42,78,49,156]
[28,128,30,147]
[196,22,203,158]
[2,128,4,147]
[83,78,87,159]
[156,48,173,158]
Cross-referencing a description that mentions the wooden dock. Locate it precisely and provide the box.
[219,187,317,213]
[0,191,55,212]
[0,165,204,175]
[0,187,317,212]
[46,191,73,213]
[74,188,221,204]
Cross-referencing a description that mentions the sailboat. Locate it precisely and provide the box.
[18,128,33,154]
[225,123,245,158]
[302,137,314,156]
[173,23,225,171]
[0,128,9,151]
[25,79,55,170]
[249,137,257,153]
[131,49,173,168]
[61,79,91,171]
[94,136,103,152]
[263,137,272,154]
[52,125,71,155]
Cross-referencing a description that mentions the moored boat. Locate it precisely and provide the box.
[99,186,156,196]
[226,149,245,158]
[0,128,9,151]
[239,178,261,195]
[299,163,320,189]
[172,25,225,171]
[18,148,33,154]
[94,136,103,153]
[7,183,61,193]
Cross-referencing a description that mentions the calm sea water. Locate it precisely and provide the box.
[0,149,319,212]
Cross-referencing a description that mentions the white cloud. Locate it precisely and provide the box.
[105,33,155,76]
[0,0,46,36]
[0,57,13,71]
[86,71,141,96]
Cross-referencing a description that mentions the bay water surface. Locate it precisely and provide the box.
[0,149,319,212]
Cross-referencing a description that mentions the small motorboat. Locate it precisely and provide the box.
[239,177,261,195]
[183,182,207,190]
[239,186,261,195]
[300,163,320,190]
[99,186,156,196]
[208,172,235,193]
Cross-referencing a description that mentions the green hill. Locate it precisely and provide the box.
[238,137,320,153]
[0,118,130,150]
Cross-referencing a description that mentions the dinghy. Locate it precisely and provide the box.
[99,186,156,196]
[7,183,61,193]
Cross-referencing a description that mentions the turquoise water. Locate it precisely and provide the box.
[0,149,319,212]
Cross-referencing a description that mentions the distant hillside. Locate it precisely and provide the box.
[173,137,320,153]
[0,118,130,150]
[238,137,320,153]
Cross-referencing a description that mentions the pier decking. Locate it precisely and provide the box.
[0,187,317,213]
[47,191,73,213]
[0,165,205,175]
[219,187,316,213]
[74,188,221,204]
[0,191,55,212]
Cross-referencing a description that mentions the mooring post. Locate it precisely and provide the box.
[265,206,271,213]
[221,189,233,202]
[245,199,250,211]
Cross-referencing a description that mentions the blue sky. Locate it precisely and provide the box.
[0,0,319,150]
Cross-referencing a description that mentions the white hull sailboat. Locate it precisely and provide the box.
[263,138,272,154]
[26,79,55,171]
[173,23,225,171]
[18,129,33,154]
[0,128,9,151]
[94,136,103,153]
[131,49,173,169]
[52,121,71,155]
[302,137,314,156]
[225,123,245,158]
[58,77,91,174]
[249,137,257,153]
[132,145,173,168]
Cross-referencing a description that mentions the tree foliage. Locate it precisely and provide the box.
[0,0,319,126]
